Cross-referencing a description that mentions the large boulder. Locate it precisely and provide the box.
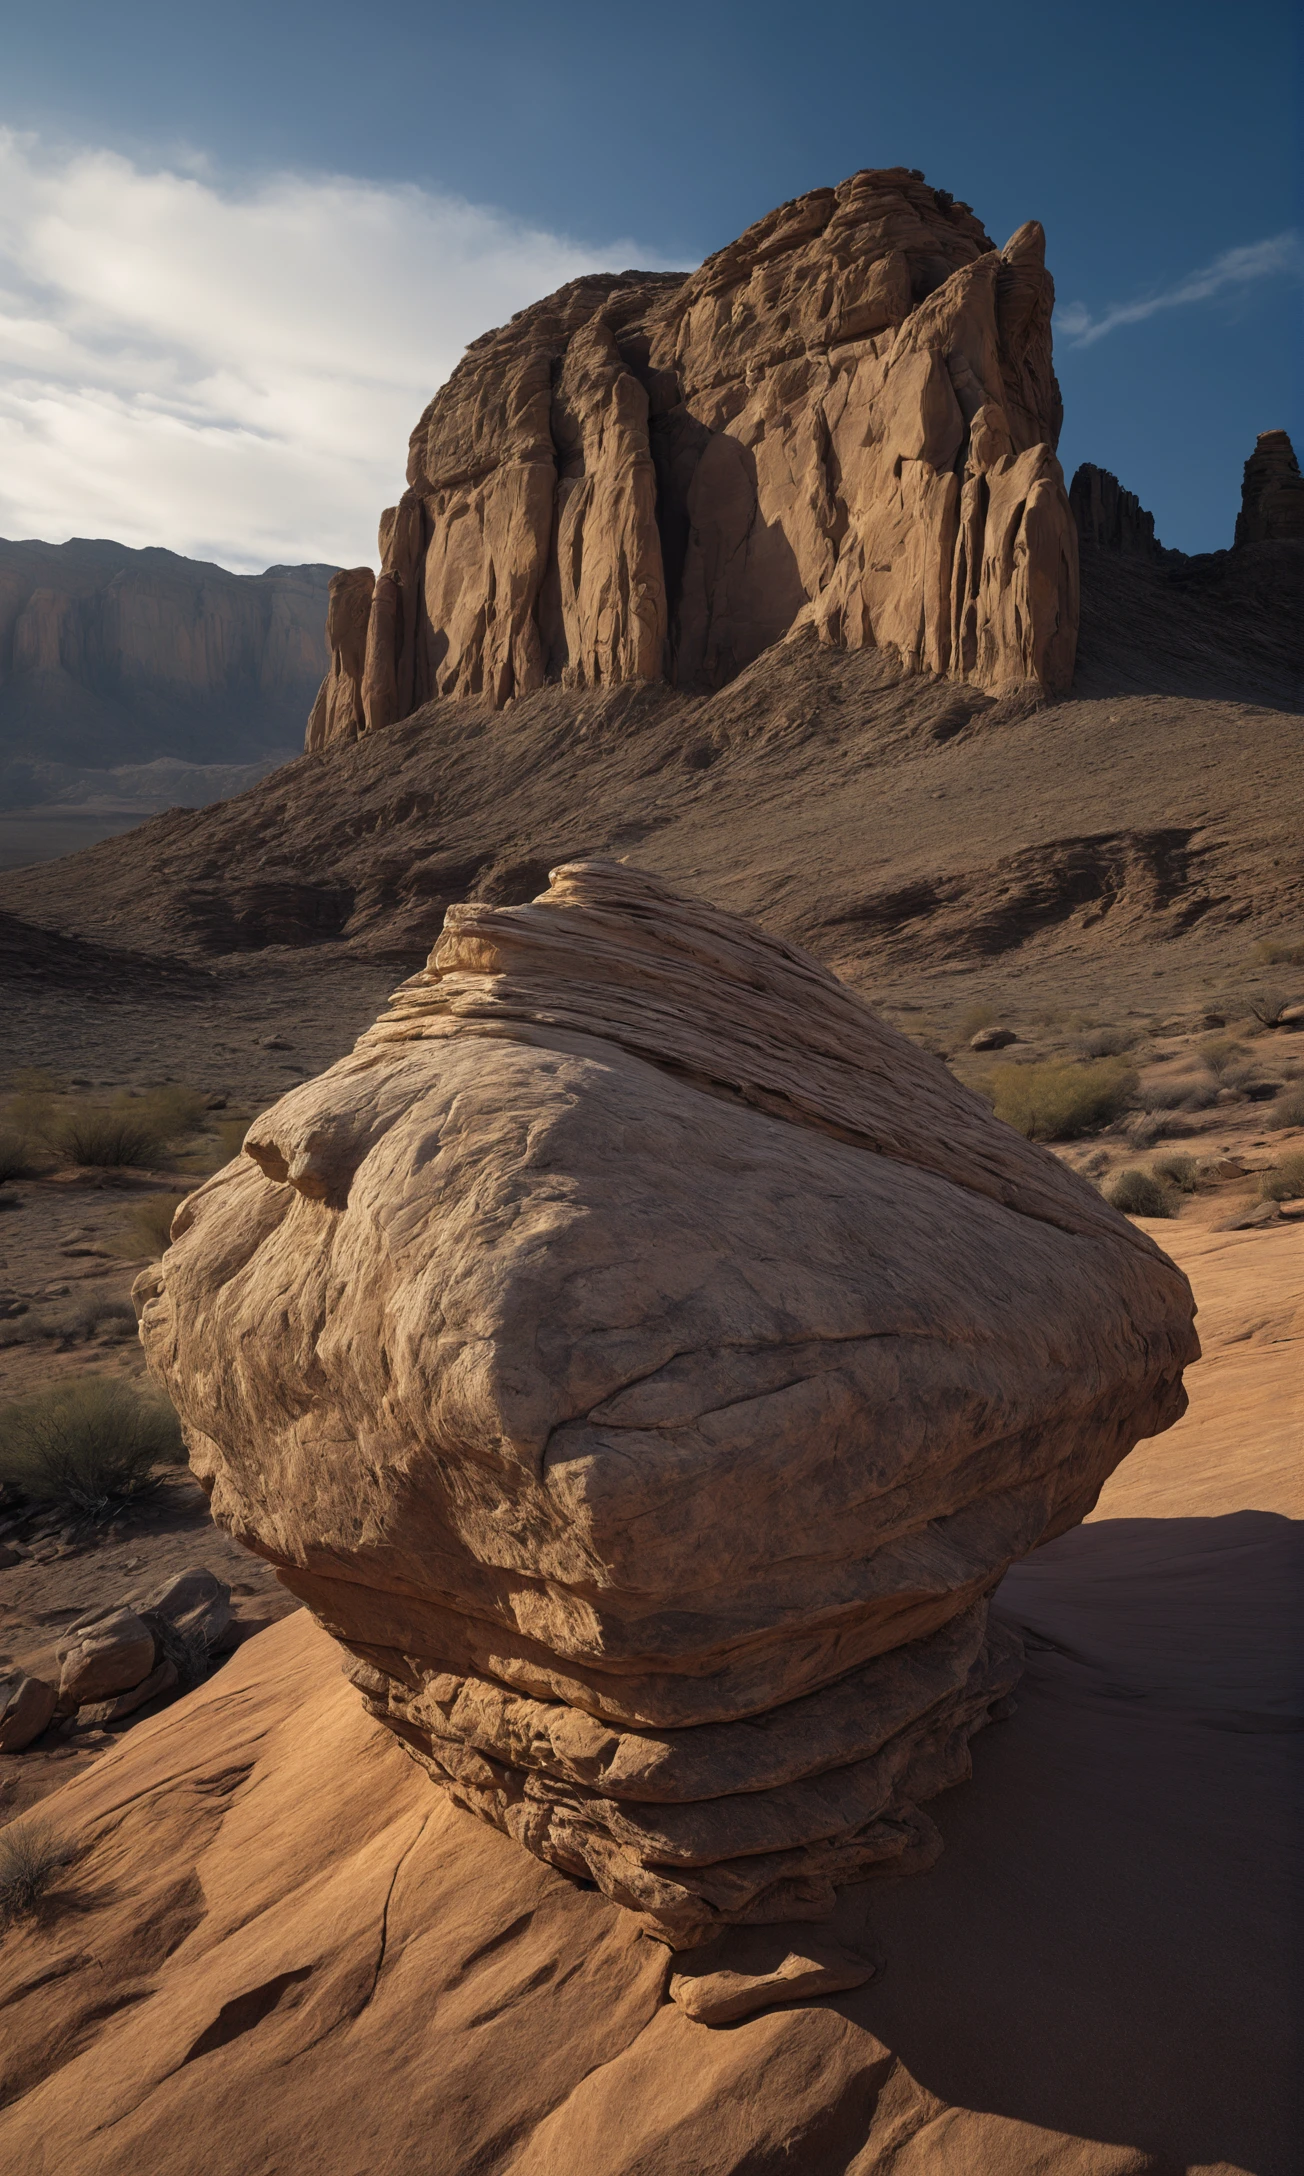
[137,863,1196,1946]
[1233,427,1304,546]
[0,1672,57,1752]
[56,1608,157,1714]
[307,167,1079,745]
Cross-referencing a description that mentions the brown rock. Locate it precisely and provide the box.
[668,1923,875,2024]
[307,169,1079,749]
[1234,428,1304,546]
[305,567,375,751]
[969,1024,1018,1050]
[56,1608,156,1712]
[77,1656,178,1727]
[139,861,1196,1948]
[0,1673,57,1752]
[133,1565,232,1650]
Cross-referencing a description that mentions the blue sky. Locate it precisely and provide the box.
[0,0,1298,566]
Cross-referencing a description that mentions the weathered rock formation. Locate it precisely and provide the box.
[137,862,1195,1947]
[308,168,1079,750]
[0,537,333,778]
[1234,427,1304,546]
[1069,463,1164,559]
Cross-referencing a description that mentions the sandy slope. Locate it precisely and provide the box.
[0,1217,1297,2175]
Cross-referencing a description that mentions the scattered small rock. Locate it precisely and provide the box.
[668,1924,876,2026]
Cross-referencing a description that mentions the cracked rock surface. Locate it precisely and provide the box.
[135,862,1196,1946]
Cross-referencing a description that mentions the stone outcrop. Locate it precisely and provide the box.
[308,168,1079,749]
[0,537,334,775]
[137,862,1196,1947]
[1070,463,1164,558]
[1234,428,1304,546]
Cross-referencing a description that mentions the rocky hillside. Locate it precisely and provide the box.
[0,539,335,801]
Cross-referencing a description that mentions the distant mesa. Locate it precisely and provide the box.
[0,538,335,802]
[308,168,1081,751]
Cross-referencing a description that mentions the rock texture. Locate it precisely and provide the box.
[0,537,333,780]
[308,168,1078,749]
[137,862,1195,1946]
[1069,464,1164,559]
[1234,428,1304,546]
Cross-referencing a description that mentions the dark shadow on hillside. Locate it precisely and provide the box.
[836,1511,1302,2175]
[1075,540,1303,709]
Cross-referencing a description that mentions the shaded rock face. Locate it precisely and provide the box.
[1070,463,1164,559]
[0,538,334,772]
[137,863,1195,1946]
[309,168,1078,748]
[1234,428,1304,546]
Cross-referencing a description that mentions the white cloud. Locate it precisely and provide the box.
[0,132,673,572]
[1056,230,1302,348]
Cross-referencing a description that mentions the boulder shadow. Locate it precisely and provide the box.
[837,1512,1302,2176]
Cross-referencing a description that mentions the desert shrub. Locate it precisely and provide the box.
[1152,1153,1199,1192]
[1142,1069,1218,1111]
[0,1821,71,1926]
[150,1612,212,1693]
[1258,1153,1304,1203]
[1268,1087,1304,1130]
[1247,986,1292,1028]
[985,1057,1137,1141]
[1107,1169,1172,1217]
[67,1297,138,1342]
[1253,937,1304,967]
[0,1128,36,1183]
[1075,1026,1136,1059]
[39,1104,167,1168]
[121,1086,208,1139]
[109,1192,186,1258]
[211,1116,250,1160]
[1198,1036,1249,1077]
[0,1378,184,1514]
[960,1002,997,1037]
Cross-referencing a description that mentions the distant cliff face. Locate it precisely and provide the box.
[0,539,335,778]
[309,167,1078,750]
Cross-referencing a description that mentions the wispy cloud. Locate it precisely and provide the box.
[0,132,672,572]
[1056,231,1302,348]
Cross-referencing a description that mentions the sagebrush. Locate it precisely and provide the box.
[985,1057,1137,1141]
[0,1821,71,1925]
[0,1378,185,1513]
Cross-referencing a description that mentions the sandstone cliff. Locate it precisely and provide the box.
[308,169,1078,750]
[0,537,334,780]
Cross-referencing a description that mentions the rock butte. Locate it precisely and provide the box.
[307,166,1080,749]
[137,861,1198,1947]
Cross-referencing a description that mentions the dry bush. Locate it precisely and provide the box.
[1247,986,1292,1028]
[1198,1036,1250,1076]
[1258,1153,1304,1203]
[40,1105,168,1168]
[1107,1169,1172,1217]
[1152,1153,1199,1192]
[0,1378,184,1515]
[1143,1068,1219,1111]
[0,1821,72,1926]
[985,1057,1137,1141]
[1075,1026,1136,1059]
[0,1128,36,1183]
[1268,1087,1304,1130]
[109,1193,187,1259]
[960,1002,997,1037]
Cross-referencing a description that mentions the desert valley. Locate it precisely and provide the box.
[0,158,1299,2176]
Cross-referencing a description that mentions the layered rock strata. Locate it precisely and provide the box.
[308,168,1079,748]
[137,863,1196,1945]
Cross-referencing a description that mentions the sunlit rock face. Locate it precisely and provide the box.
[307,168,1079,747]
[137,863,1195,1946]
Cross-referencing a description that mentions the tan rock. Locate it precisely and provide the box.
[56,1608,156,1712]
[138,861,1195,1947]
[668,1924,874,2024]
[134,1564,232,1650]
[307,169,1079,748]
[304,567,375,751]
[77,1656,178,1727]
[0,1673,57,1752]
